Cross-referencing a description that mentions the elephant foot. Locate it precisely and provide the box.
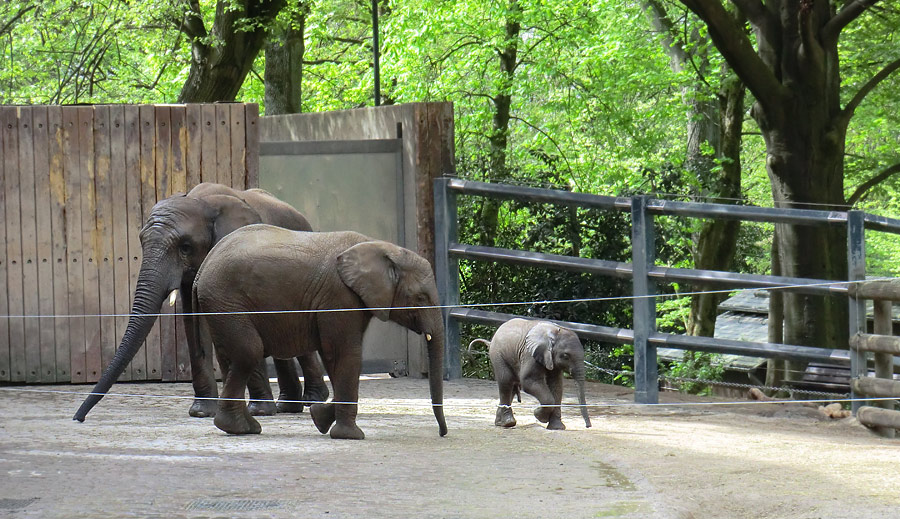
[310,403,336,434]
[546,419,566,431]
[248,399,278,416]
[330,421,365,440]
[534,406,554,424]
[303,381,330,404]
[189,398,217,418]
[494,406,516,428]
[214,408,262,435]
[276,397,305,414]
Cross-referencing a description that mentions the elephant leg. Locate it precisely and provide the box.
[311,319,365,440]
[522,374,565,430]
[183,291,219,418]
[298,353,330,403]
[274,358,305,414]
[492,361,517,428]
[210,320,262,435]
[247,358,277,417]
[545,371,566,430]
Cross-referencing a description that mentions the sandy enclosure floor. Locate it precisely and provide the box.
[1,376,898,519]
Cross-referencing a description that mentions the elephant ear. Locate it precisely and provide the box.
[336,241,399,321]
[525,322,559,370]
[204,194,263,244]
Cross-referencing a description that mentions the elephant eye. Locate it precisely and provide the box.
[560,353,570,360]
[179,242,193,256]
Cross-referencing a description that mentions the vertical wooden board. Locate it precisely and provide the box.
[32,107,57,382]
[200,104,217,184]
[0,107,11,382]
[109,106,131,381]
[93,105,116,383]
[230,103,246,190]
[62,107,86,383]
[215,104,231,186]
[185,105,202,190]
[244,104,259,189]
[170,107,190,378]
[155,106,177,382]
[78,106,102,383]
[139,105,161,380]
[3,106,26,382]
[48,106,70,382]
[124,105,145,380]
[17,107,42,383]
[170,107,188,194]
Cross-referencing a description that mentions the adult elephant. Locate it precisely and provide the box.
[193,225,448,440]
[73,183,329,422]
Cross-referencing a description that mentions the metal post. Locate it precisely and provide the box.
[372,0,381,106]
[434,178,461,379]
[631,195,658,404]
[847,210,867,414]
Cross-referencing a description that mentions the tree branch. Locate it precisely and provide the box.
[847,162,900,206]
[178,0,207,40]
[642,0,689,69]
[0,4,35,37]
[679,0,786,113]
[729,0,767,27]
[823,0,880,45]
[841,56,900,123]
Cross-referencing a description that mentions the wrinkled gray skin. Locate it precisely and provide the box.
[193,225,448,440]
[73,183,329,422]
[477,318,591,430]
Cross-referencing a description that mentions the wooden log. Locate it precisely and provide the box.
[79,106,102,383]
[48,106,70,382]
[200,104,217,184]
[851,376,900,399]
[215,104,231,186]
[185,105,202,190]
[17,107,42,383]
[109,106,131,381]
[850,333,900,354]
[139,105,161,380]
[245,104,259,189]
[62,107,86,383]
[32,106,58,383]
[849,279,900,301]
[230,103,246,190]
[857,406,900,437]
[169,106,190,381]
[123,105,145,380]
[0,106,13,382]
[94,106,117,383]
[154,106,177,382]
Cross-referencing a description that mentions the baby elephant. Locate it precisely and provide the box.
[473,318,591,430]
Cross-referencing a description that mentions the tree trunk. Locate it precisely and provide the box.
[178,0,287,103]
[478,0,520,247]
[264,3,308,115]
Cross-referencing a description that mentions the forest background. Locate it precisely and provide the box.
[2,0,899,391]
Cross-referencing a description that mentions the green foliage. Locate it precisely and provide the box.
[663,351,725,396]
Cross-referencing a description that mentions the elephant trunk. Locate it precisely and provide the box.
[73,262,173,421]
[426,313,448,437]
[573,365,591,428]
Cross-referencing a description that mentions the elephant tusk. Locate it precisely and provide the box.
[425,333,432,341]
[168,289,178,307]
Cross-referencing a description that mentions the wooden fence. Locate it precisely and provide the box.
[0,103,259,384]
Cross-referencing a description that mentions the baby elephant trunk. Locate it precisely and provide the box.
[573,366,591,428]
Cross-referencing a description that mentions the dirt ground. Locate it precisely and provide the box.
[1,376,898,519]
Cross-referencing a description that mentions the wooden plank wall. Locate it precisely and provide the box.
[0,103,259,384]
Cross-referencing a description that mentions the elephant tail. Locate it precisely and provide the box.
[466,338,491,356]
[190,278,205,360]
[514,383,521,403]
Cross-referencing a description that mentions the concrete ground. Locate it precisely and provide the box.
[1,376,898,519]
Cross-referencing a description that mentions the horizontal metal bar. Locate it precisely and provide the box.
[450,244,848,296]
[449,244,632,278]
[649,333,851,365]
[449,308,633,344]
[450,308,850,364]
[446,178,627,211]
[260,139,401,156]
[646,198,848,227]
[864,213,900,234]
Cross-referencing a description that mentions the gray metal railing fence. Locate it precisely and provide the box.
[433,177,900,408]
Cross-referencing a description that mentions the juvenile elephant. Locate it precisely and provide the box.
[192,225,448,440]
[73,183,329,423]
[472,318,591,430]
